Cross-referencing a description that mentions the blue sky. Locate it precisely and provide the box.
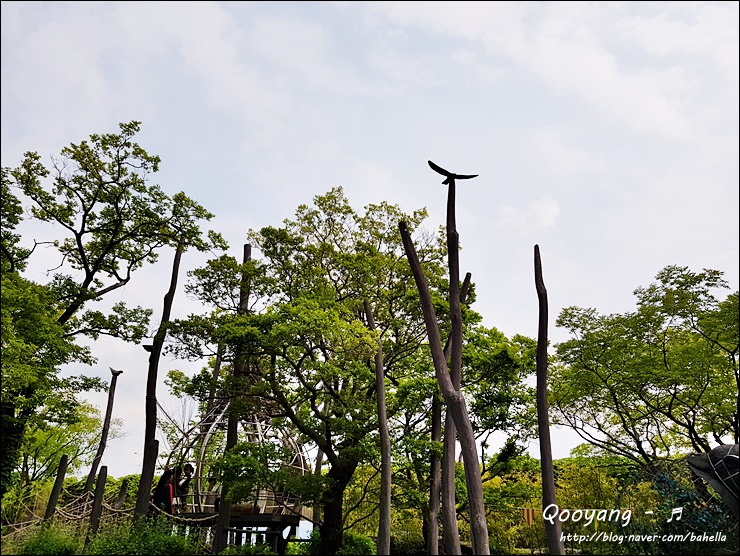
[2,1,738,479]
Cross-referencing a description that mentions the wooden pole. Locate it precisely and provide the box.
[428,274,471,555]
[214,244,252,554]
[86,368,123,492]
[534,245,564,555]
[135,243,184,520]
[89,465,108,536]
[43,454,68,522]
[364,301,391,555]
[399,220,489,555]
[113,478,129,509]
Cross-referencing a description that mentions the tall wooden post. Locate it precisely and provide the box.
[364,301,391,555]
[113,478,129,509]
[214,244,251,554]
[135,243,184,520]
[43,454,68,522]
[400,213,490,555]
[534,245,564,555]
[86,368,123,492]
[89,465,108,536]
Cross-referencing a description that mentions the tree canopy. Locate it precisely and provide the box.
[0,121,221,498]
[551,266,738,466]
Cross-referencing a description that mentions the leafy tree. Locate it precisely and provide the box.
[168,187,447,555]
[551,266,738,466]
[0,262,98,498]
[1,121,222,499]
[18,401,122,485]
[465,327,537,451]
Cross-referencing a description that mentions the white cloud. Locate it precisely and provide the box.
[498,195,561,235]
[2,0,737,479]
[356,2,736,140]
[530,126,605,178]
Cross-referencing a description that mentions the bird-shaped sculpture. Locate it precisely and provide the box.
[686,443,739,516]
[428,160,478,185]
[109,367,124,377]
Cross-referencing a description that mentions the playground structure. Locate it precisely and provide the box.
[156,397,314,551]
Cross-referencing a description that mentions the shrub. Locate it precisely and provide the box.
[83,515,206,555]
[389,534,426,556]
[18,524,81,555]
[221,543,277,555]
[289,529,376,555]
[338,531,375,555]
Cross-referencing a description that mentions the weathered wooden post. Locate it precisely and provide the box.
[214,243,252,554]
[89,465,108,536]
[364,301,391,555]
[400,159,490,555]
[43,454,69,522]
[85,368,123,492]
[534,245,564,555]
[135,243,185,520]
[113,478,129,509]
[428,273,471,555]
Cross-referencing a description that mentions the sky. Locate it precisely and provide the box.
[2,1,738,481]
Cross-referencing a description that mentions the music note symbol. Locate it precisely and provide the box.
[667,507,683,522]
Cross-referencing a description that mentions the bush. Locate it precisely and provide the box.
[389,534,426,556]
[18,524,81,555]
[221,543,277,555]
[83,515,206,555]
[290,529,376,555]
[338,531,375,555]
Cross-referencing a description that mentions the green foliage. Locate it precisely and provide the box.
[0,170,31,272]
[83,515,207,555]
[1,478,54,525]
[168,187,449,555]
[220,543,277,555]
[465,328,538,444]
[0,268,100,496]
[338,530,376,555]
[292,530,375,556]
[617,462,739,555]
[16,524,81,555]
[388,534,427,556]
[551,266,738,464]
[20,402,122,483]
[0,271,96,414]
[1,120,222,499]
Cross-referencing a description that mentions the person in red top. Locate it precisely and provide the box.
[152,468,174,514]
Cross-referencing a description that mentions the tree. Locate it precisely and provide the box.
[1,121,222,499]
[19,402,122,485]
[551,266,738,466]
[134,201,226,520]
[168,187,447,555]
[0,256,98,498]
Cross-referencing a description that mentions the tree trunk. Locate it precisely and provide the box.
[534,245,564,555]
[312,447,325,528]
[399,219,489,555]
[319,459,359,556]
[134,243,184,520]
[364,301,391,555]
[0,403,26,499]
